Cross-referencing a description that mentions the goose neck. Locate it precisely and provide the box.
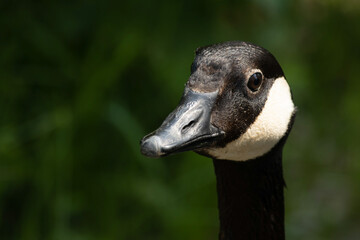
[213,148,285,240]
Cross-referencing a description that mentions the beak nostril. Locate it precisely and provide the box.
[182,120,196,132]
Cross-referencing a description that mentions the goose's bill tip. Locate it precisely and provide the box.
[140,135,164,158]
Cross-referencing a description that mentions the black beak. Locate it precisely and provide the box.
[140,88,224,158]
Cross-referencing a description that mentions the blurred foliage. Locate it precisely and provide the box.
[1,0,360,239]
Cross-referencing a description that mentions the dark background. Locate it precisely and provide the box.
[1,0,360,239]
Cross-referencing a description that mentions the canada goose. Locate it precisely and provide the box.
[140,41,296,240]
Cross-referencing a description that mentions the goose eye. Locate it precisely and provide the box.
[247,72,263,92]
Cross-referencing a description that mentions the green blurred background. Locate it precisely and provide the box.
[1,0,360,239]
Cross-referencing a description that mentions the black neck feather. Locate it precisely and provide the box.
[213,143,286,240]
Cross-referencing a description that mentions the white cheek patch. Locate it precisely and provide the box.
[207,77,295,161]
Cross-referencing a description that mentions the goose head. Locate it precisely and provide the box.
[141,41,295,161]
